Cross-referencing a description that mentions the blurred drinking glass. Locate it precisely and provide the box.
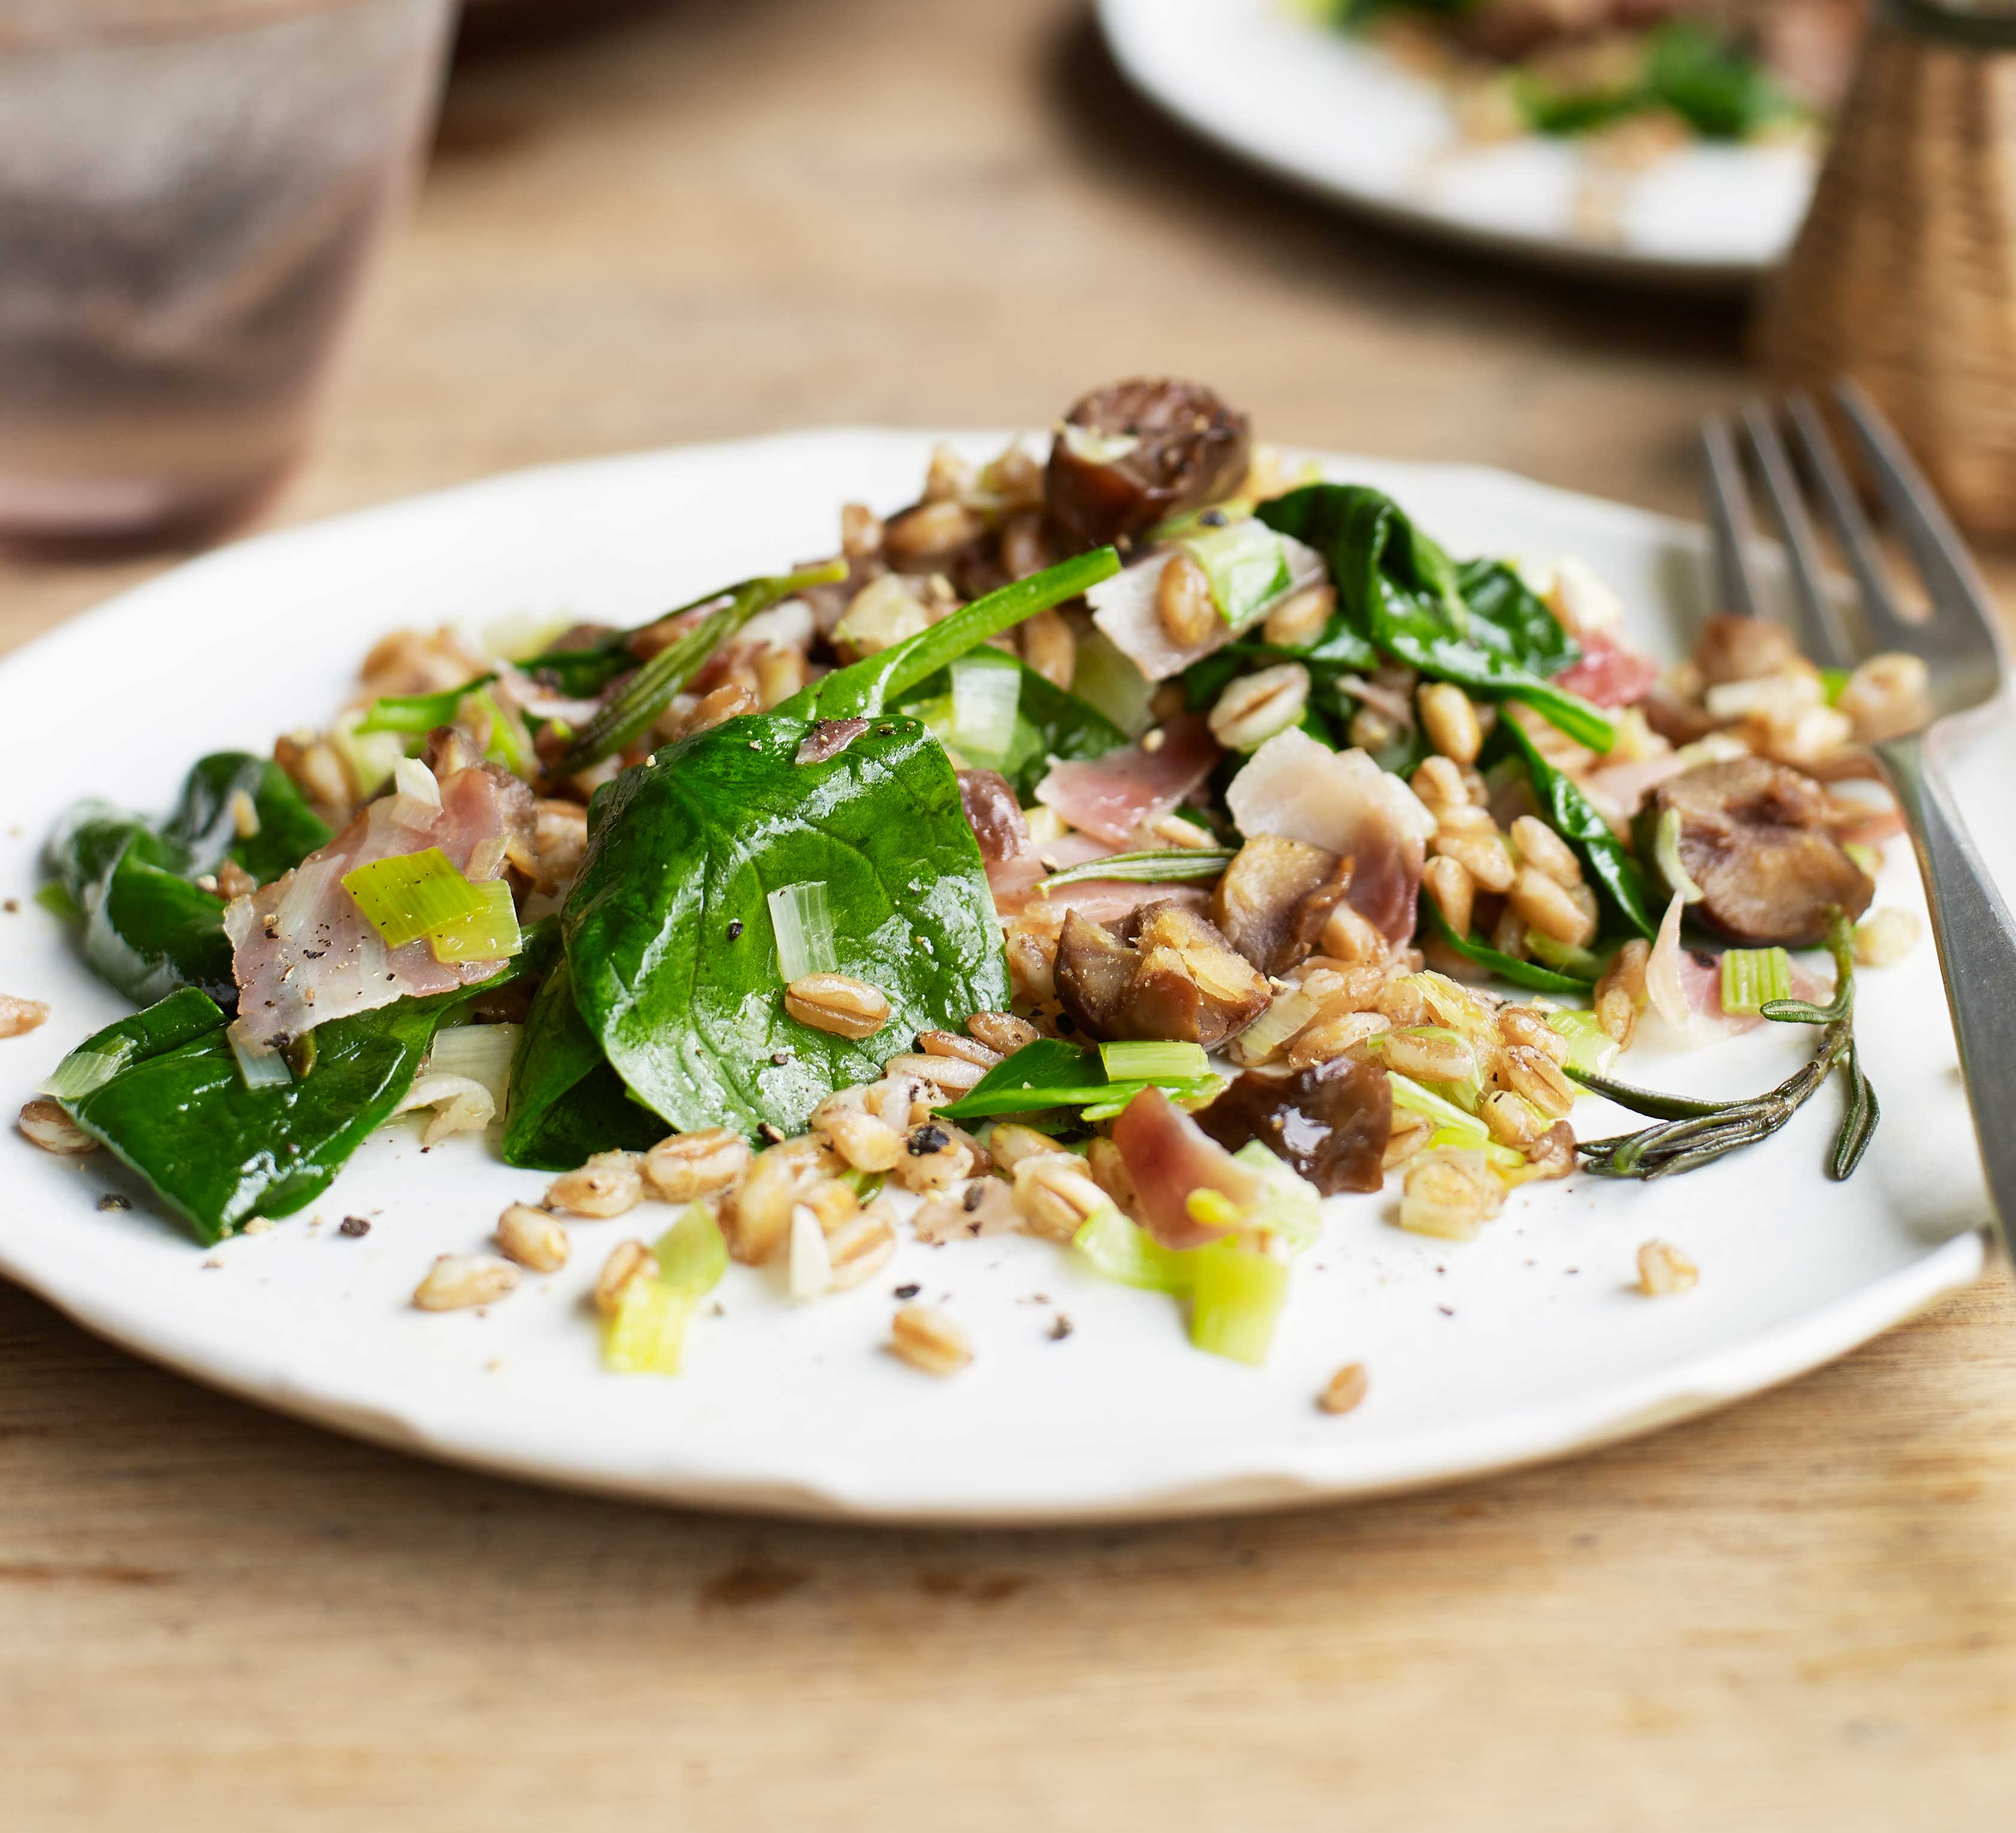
[0,0,454,551]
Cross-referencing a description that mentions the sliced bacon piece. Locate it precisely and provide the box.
[1110,1085,1261,1252]
[1552,632,1660,708]
[227,756,535,1048]
[1225,728,1435,943]
[1033,713,1219,847]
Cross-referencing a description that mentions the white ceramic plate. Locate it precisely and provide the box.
[1097,0,1819,283]
[0,429,1990,1523]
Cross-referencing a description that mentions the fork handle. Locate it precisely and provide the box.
[1874,732,2016,1259]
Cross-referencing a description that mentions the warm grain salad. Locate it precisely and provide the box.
[23,380,1926,1377]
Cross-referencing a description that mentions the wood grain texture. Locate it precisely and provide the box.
[4,2,2015,1826]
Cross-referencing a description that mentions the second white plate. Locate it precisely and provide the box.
[1098,0,1819,283]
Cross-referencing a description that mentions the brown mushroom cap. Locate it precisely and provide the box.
[1054,901,1271,1047]
[1196,1056,1393,1197]
[1044,379,1253,556]
[1210,835,1352,978]
[1648,756,1874,947]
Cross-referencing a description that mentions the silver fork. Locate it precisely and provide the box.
[1700,381,2016,1258]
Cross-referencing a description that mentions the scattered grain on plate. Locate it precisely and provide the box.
[17,1097,95,1154]
[241,1218,276,1236]
[413,1253,519,1311]
[95,1193,131,1212]
[1636,1239,1698,1297]
[1853,906,1921,968]
[889,1304,972,1377]
[0,995,48,1038]
[1317,1362,1370,1415]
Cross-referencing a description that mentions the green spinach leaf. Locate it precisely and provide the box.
[65,975,496,1246]
[48,755,332,1008]
[564,712,1011,1139]
[501,958,664,1171]
[1256,484,1615,752]
[1495,715,1658,938]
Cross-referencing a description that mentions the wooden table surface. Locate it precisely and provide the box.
[7,4,2014,1826]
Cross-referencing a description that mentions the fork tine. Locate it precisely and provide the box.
[1783,392,1917,648]
[1738,401,1855,670]
[1833,378,2005,650]
[1698,417,1767,623]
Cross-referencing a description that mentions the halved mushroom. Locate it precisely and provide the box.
[1639,756,1874,947]
[1055,901,1271,1047]
[1111,1084,1261,1251]
[1210,835,1352,977]
[1044,379,1253,556]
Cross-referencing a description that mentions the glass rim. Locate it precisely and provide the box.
[0,0,400,51]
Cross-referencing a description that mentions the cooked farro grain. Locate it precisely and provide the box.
[1209,663,1310,752]
[1155,551,1216,648]
[1418,683,1481,765]
[889,1304,972,1376]
[547,1150,643,1219]
[1853,907,1920,968]
[17,1097,94,1154]
[783,972,890,1041]
[1020,608,1076,690]
[1636,1239,1698,1296]
[967,1009,1039,1056]
[495,1204,569,1273]
[642,1128,751,1202]
[594,1239,660,1314]
[0,995,48,1039]
[1317,1362,1370,1416]
[916,1027,1001,1070]
[414,1253,519,1312]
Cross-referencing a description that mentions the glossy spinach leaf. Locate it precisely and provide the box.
[163,752,333,889]
[65,977,490,1245]
[1495,716,1658,939]
[48,754,332,1008]
[1256,484,1615,752]
[42,987,230,1099]
[1420,900,1597,993]
[565,711,1011,1139]
[501,957,664,1171]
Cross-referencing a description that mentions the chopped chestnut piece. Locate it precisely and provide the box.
[1044,379,1253,556]
[1642,757,1874,947]
[1196,1057,1392,1197]
[956,768,1030,864]
[1054,901,1271,1047]
[1210,835,1352,977]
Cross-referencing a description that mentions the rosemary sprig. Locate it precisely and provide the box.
[1034,847,1235,892]
[1567,908,1877,1182]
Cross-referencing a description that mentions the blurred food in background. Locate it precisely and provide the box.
[1303,0,1863,157]
[0,0,453,551]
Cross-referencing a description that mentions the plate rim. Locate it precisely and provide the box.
[0,428,1987,1526]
